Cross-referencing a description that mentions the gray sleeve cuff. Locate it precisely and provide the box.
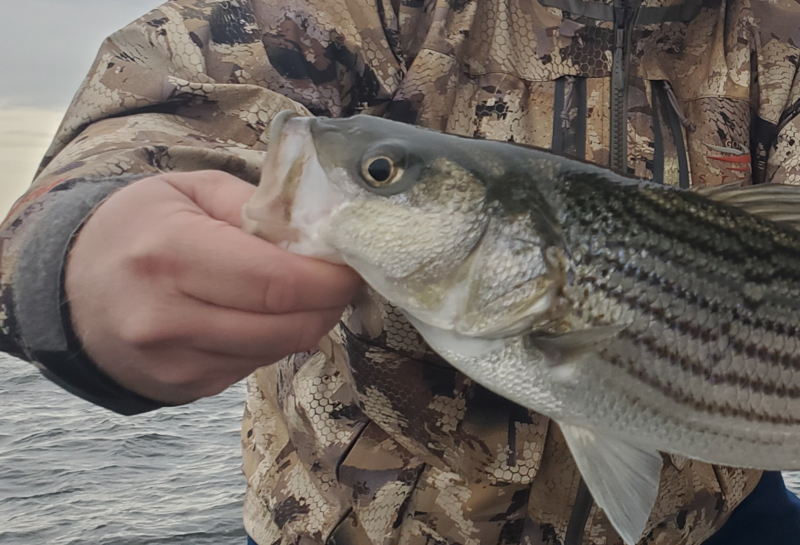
[12,175,167,415]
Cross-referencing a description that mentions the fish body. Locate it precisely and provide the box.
[242,111,800,544]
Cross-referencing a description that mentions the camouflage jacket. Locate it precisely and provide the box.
[3,0,800,544]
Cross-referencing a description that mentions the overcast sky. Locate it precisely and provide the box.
[0,0,165,215]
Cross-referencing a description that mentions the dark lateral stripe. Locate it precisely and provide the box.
[631,206,800,279]
[580,265,800,383]
[596,285,800,397]
[580,224,800,305]
[565,180,800,285]
[581,252,800,343]
[628,200,800,283]
[605,349,800,425]
[595,264,800,365]
[614,328,800,401]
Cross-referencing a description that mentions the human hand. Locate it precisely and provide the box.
[65,171,362,405]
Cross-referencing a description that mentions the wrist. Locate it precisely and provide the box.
[11,175,167,414]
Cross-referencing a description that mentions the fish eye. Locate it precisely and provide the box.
[358,143,420,195]
[366,157,394,183]
[361,151,405,188]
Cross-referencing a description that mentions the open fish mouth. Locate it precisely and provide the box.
[241,111,347,263]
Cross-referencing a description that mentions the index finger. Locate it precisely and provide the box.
[161,170,257,228]
[168,214,363,313]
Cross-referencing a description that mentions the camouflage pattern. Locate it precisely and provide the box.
[4,0,800,543]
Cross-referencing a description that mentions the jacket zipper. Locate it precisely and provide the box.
[609,0,637,173]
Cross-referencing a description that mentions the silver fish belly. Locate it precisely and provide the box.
[243,111,800,544]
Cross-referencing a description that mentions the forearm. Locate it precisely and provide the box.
[0,174,165,414]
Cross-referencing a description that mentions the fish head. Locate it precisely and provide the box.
[242,111,494,315]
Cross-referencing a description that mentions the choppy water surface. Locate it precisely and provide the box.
[2,354,800,544]
[0,355,247,545]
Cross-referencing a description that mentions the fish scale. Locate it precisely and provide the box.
[555,177,800,428]
[243,111,800,544]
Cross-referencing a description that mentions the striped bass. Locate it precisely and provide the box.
[242,111,800,545]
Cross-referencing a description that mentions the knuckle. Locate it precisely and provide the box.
[125,250,163,280]
[125,240,171,279]
[124,234,185,284]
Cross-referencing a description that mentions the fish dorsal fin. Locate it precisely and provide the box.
[560,423,662,545]
[694,182,800,231]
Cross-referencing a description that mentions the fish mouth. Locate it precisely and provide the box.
[242,111,346,263]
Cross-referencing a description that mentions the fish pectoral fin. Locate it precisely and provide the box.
[526,325,624,368]
[694,182,800,231]
[560,423,662,545]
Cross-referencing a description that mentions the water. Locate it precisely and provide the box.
[0,355,247,545]
[2,354,800,544]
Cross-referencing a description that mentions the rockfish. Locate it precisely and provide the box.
[242,111,800,544]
